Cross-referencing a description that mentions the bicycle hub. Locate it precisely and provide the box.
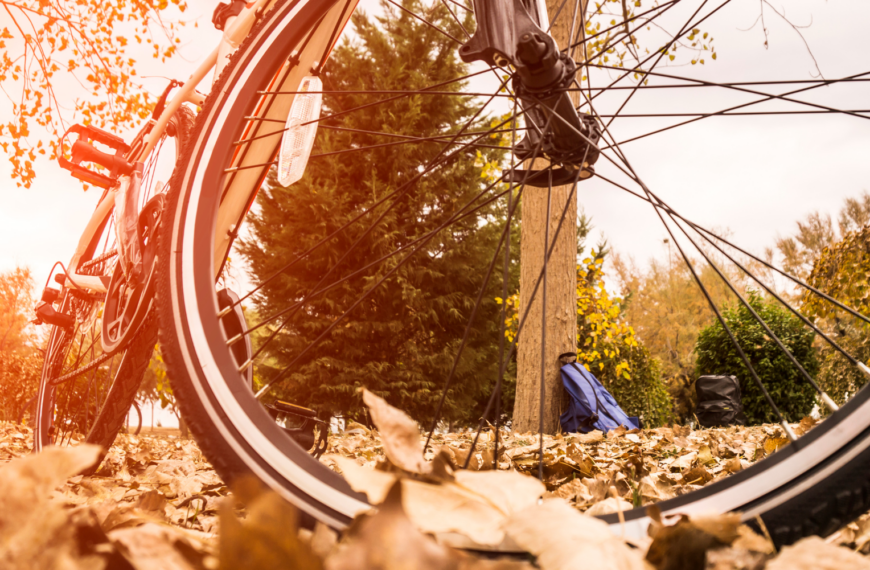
[459,0,601,186]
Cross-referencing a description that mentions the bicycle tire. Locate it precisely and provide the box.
[155,0,870,549]
[131,400,144,436]
[34,105,195,460]
[16,394,36,426]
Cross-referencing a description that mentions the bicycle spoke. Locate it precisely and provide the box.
[427,178,526,455]
[491,99,519,469]
[592,170,870,353]
[314,0,356,74]
[602,0,717,130]
[568,0,681,55]
[235,83,528,373]
[223,76,525,318]
[426,115,555,454]
[537,170,553,481]
[587,100,804,438]
[255,111,547,400]
[443,0,471,13]
[593,64,870,122]
[236,157,533,366]
[602,76,870,147]
[320,124,533,140]
[384,0,463,45]
[546,0,572,33]
[582,66,870,344]
[580,0,732,116]
[438,0,472,39]
[224,160,278,174]
[241,67,496,149]
[577,77,870,92]
[591,109,870,118]
[255,89,513,98]
[223,11,327,192]
[309,136,513,159]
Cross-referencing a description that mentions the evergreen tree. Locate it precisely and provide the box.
[238,0,518,425]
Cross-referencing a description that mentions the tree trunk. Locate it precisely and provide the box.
[513,0,586,434]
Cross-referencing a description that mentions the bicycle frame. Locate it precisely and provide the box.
[64,0,273,291]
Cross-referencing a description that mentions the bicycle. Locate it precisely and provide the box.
[31,0,303,464]
[41,0,870,552]
[31,76,196,458]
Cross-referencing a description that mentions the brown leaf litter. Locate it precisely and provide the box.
[321,395,816,517]
[0,408,867,569]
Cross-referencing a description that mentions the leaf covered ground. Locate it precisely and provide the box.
[1,404,869,570]
[321,413,817,516]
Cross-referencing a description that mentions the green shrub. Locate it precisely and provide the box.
[694,291,819,425]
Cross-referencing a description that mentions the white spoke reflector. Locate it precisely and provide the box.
[277,76,323,187]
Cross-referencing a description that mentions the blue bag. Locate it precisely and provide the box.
[559,361,640,434]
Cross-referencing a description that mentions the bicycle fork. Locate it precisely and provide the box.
[459,0,600,186]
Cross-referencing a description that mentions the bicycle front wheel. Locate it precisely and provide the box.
[157,0,870,547]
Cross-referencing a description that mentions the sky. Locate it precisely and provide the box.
[1,0,868,297]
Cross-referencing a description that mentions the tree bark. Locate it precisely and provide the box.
[512,0,586,434]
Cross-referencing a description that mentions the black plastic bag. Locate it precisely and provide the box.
[695,375,747,427]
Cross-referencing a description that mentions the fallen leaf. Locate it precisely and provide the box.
[697,445,715,467]
[723,457,743,474]
[765,536,870,570]
[690,513,741,544]
[763,437,789,456]
[680,467,713,486]
[219,476,322,570]
[646,512,740,570]
[400,478,516,545]
[328,455,397,505]
[0,444,105,570]
[585,498,634,517]
[452,470,544,516]
[344,422,371,437]
[732,525,774,554]
[362,389,452,481]
[504,499,647,570]
[109,522,213,570]
[638,475,674,503]
[309,523,338,560]
[794,417,817,437]
[569,431,605,445]
[325,481,464,570]
[548,478,593,505]
[704,546,769,570]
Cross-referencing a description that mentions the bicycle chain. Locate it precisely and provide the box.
[48,318,146,386]
[49,351,114,386]
[80,248,118,270]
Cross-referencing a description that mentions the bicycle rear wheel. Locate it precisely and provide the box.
[157,0,870,548]
[34,106,194,463]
